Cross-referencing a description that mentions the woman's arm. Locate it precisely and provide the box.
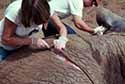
[49,15,68,50]
[73,15,94,33]
[49,15,67,37]
[2,18,32,47]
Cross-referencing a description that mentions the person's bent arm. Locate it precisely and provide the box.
[49,15,67,37]
[49,15,68,50]
[2,18,32,47]
[73,15,94,33]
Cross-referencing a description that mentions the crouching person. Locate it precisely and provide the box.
[0,0,50,61]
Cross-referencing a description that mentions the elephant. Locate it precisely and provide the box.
[0,34,125,84]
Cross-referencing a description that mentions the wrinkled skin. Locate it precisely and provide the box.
[0,34,125,84]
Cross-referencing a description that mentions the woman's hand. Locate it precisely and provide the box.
[31,38,50,49]
[94,26,106,35]
[53,36,68,50]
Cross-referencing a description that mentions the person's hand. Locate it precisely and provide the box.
[31,38,50,49]
[94,26,106,35]
[53,36,68,50]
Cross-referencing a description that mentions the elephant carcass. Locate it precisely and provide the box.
[77,34,125,84]
[0,34,125,84]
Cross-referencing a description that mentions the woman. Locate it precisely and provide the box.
[0,0,50,61]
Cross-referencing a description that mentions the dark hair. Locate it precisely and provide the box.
[21,0,50,27]
[93,0,100,6]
